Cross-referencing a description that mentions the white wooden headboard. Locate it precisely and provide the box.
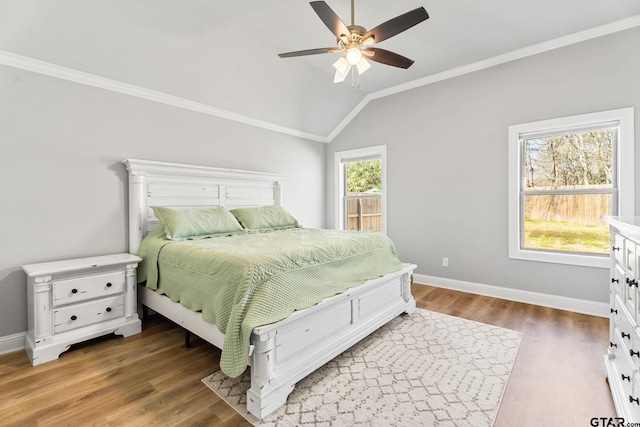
[123,159,286,254]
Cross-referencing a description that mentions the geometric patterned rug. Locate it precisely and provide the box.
[202,309,522,426]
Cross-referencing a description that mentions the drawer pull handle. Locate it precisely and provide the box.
[611,342,618,348]
[622,332,631,339]
[106,307,112,313]
[612,278,619,283]
[627,278,638,288]
[106,282,112,288]
[631,349,640,358]
[613,246,621,252]
[611,308,618,314]
[623,374,631,382]
[630,396,640,405]
[70,315,77,321]
[71,289,78,294]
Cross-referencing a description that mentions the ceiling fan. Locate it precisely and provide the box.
[278,0,429,83]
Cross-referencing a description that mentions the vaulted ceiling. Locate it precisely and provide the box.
[1,1,639,142]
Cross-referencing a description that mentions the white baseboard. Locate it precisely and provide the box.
[413,274,609,318]
[0,331,26,356]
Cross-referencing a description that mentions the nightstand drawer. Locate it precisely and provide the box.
[54,295,125,333]
[53,271,125,306]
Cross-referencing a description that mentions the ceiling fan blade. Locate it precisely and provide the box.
[310,1,351,39]
[278,47,342,58]
[366,47,414,69]
[362,7,429,45]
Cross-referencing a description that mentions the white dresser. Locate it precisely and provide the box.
[604,216,640,422]
[23,253,142,365]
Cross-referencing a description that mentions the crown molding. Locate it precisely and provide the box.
[0,50,328,143]
[1,14,638,144]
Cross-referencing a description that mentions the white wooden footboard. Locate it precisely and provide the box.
[247,264,416,419]
[139,264,415,419]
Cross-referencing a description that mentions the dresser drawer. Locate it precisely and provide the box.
[615,234,626,265]
[54,295,125,334]
[613,264,625,299]
[627,241,638,278]
[632,329,640,370]
[612,331,635,399]
[615,296,635,353]
[623,270,638,318]
[631,374,640,419]
[53,270,125,306]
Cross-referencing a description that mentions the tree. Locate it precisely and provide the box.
[346,159,381,193]
[523,128,613,189]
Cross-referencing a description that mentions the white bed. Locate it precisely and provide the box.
[123,158,416,419]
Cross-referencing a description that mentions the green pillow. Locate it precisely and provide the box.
[152,206,244,240]
[230,206,300,230]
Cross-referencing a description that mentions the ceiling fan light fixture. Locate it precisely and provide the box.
[361,36,375,46]
[333,56,350,74]
[333,64,351,83]
[346,47,362,65]
[356,57,371,74]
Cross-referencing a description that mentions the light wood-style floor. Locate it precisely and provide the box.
[0,283,615,426]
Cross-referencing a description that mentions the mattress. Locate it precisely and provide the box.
[138,227,408,377]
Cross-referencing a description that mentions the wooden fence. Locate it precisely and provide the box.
[346,195,382,232]
[524,185,611,226]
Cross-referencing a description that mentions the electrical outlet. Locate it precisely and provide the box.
[442,257,449,267]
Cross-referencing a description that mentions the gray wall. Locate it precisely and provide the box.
[0,65,325,337]
[2,26,638,341]
[326,27,640,304]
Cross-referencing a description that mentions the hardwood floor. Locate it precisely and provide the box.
[413,284,616,427]
[0,283,615,426]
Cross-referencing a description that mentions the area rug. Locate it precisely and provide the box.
[202,309,522,426]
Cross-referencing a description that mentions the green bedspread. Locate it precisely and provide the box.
[137,227,408,377]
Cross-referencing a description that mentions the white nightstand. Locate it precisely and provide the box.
[23,253,142,366]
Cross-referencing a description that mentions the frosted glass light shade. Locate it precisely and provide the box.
[356,57,371,74]
[333,56,350,74]
[333,64,351,83]
[346,48,362,65]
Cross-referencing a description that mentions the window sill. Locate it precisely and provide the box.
[509,248,609,269]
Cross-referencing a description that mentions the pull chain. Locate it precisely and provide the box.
[350,66,360,88]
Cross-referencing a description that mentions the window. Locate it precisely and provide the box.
[335,145,386,233]
[508,108,634,268]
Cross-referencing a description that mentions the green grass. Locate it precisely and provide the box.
[524,217,610,254]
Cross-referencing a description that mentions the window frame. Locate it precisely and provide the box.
[335,145,387,234]
[508,108,634,268]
